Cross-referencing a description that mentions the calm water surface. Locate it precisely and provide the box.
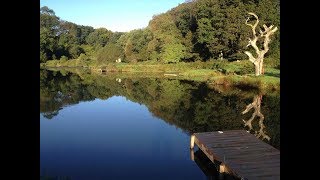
[40,69,280,180]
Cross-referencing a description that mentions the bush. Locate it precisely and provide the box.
[60,56,68,61]
[45,60,60,67]
[234,61,254,75]
[264,57,280,69]
[211,60,254,75]
[161,43,186,63]
[96,43,123,64]
[78,53,89,61]
[228,52,247,61]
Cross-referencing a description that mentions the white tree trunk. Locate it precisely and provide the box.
[254,62,260,76]
[244,12,277,76]
[253,57,264,76]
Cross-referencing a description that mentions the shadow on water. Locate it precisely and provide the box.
[190,148,241,180]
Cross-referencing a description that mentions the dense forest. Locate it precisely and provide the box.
[40,0,279,66]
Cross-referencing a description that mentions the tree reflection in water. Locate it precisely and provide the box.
[40,69,279,149]
[242,94,270,141]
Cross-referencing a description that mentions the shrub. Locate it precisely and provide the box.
[228,52,247,61]
[78,53,89,61]
[60,56,68,61]
[161,43,186,63]
[45,60,59,67]
[211,60,254,75]
[234,61,254,75]
[96,43,123,64]
[264,57,280,68]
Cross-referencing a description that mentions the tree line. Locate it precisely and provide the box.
[40,0,279,64]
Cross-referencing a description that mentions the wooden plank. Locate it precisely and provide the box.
[210,147,279,157]
[192,130,280,179]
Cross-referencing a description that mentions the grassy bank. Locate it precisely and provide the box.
[42,58,280,92]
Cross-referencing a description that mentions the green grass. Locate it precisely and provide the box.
[42,58,280,92]
[264,67,280,77]
[211,60,255,75]
[209,74,280,93]
[179,69,222,81]
[99,61,216,73]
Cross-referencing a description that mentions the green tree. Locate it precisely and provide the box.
[40,1,279,65]
[120,29,153,62]
[40,6,60,62]
[86,28,113,47]
[109,32,125,44]
[78,25,95,44]
[40,6,60,31]
[148,13,186,63]
[40,28,56,62]
[69,45,84,59]
[96,43,123,64]
[161,43,186,63]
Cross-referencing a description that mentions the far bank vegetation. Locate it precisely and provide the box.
[40,0,280,84]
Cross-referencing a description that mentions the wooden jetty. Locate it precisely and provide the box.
[190,130,280,180]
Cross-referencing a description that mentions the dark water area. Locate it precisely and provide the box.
[40,69,279,180]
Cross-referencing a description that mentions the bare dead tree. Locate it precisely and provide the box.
[242,95,270,141]
[245,12,278,76]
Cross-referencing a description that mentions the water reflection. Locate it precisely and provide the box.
[242,94,270,141]
[40,69,279,149]
[189,94,275,179]
[40,69,279,179]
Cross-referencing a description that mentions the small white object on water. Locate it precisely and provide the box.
[218,131,223,134]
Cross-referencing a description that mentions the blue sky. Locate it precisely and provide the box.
[40,0,186,32]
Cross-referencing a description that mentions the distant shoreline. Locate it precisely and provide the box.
[41,61,280,93]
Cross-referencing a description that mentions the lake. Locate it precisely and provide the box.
[40,69,280,180]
